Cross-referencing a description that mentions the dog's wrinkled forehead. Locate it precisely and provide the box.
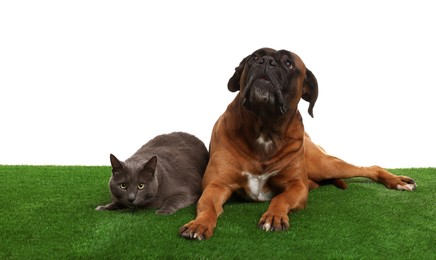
[251,48,290,58]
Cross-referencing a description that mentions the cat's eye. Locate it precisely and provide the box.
[137,183,145,190]
[119,183,127,190]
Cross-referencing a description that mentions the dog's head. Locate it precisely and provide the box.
[228,48,318,117]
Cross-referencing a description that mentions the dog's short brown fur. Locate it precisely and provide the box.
[179,48,416,240]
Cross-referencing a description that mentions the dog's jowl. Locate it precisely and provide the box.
[179,48,416,240]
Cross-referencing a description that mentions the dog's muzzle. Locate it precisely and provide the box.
[242,69,288,115]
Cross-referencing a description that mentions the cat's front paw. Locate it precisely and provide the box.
[95,202,124,211]
[155,208,176,215]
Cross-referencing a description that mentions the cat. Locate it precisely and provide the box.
[96,132,209,215]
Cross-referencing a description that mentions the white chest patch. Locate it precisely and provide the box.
[242,171,278,201]
[256,135,273,151]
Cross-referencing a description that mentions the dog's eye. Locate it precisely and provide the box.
[284,60,293,69]
[251,55,259,62]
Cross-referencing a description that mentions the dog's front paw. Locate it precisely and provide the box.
[258,211,290,232]
[382,175,416,191]
[179,220,214,240]
[394,177,416,191]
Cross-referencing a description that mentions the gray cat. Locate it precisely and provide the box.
[96,132,208,215]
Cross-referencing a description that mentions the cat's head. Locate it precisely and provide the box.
[108,154,159,208]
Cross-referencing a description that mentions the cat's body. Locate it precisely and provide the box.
[96,132,209,214]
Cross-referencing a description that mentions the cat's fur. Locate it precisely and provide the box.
[96,132,209,214]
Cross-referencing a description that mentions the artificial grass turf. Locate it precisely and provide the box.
[0,166,434,259]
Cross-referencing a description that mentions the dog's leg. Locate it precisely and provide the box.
[258,180,308,231]
[309,178,348,190]
[305,141,416,190]
[179,184,233,240]
[327,161,416,190]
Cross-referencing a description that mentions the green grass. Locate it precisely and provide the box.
[0,166,435,259]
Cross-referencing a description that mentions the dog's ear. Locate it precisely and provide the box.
[302,69,318,118]
[227,56,248,92]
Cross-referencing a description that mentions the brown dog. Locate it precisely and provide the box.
[179,48,416,240]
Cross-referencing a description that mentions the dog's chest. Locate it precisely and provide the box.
[241,171,278,201]
[255,134,275,154]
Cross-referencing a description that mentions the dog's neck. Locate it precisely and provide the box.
[235,98,304,159]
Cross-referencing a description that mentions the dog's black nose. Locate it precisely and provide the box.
[259,56,277,67]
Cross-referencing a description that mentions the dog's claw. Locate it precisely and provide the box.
[258,213,290,232]
[261,222,271,231]
[179,222,211,240]
[396,182,417,191]
[391,177,416,191]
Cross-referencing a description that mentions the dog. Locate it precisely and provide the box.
[179,48,416,240]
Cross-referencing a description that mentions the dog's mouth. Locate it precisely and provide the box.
[250,78,275,104]
[242,71,288,115]
[259,75,269,81]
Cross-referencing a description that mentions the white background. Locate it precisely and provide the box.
[1,1,435,168]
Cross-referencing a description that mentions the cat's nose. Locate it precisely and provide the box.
[128,193,135,203]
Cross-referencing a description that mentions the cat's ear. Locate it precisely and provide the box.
[142,156,157,176]
[109,154,124,174]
